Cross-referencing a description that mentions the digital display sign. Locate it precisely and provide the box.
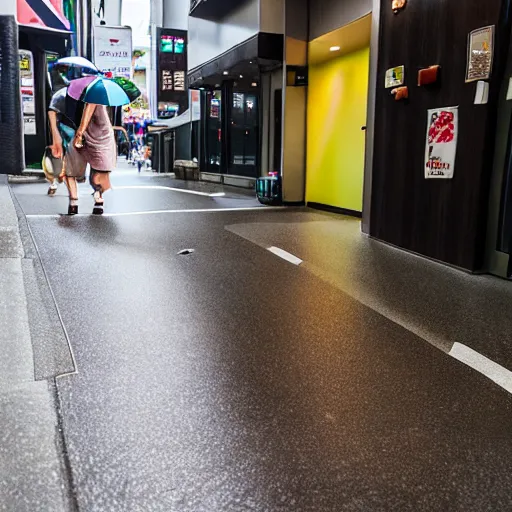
[160,35,185,54]
[157,28,188,119]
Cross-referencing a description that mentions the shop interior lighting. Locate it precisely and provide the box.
[330,46,341,52]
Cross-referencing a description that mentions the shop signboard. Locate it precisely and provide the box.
[157,28,188,119]
[93,25,133,79]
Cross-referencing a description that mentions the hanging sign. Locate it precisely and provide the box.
[425,106,458,179]
[385,65,404,88]
[466,26,494,83]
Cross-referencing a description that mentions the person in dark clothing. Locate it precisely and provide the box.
[46,87,86,195]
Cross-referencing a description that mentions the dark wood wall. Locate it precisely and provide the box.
[370,0,512,271]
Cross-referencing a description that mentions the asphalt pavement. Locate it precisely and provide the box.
[8,169,512,511]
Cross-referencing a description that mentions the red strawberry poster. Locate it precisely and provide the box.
[425,106,458,179]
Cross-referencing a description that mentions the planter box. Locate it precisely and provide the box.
[174,160,199,180]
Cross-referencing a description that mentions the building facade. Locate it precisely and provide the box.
[184,0,512,278]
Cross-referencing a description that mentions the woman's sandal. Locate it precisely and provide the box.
[68,198,78,216]
[92,191,104,215]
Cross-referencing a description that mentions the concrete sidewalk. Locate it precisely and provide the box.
[0,175,73,511]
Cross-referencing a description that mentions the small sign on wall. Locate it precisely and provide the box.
[425,106,458,179]
[385,65,404,88]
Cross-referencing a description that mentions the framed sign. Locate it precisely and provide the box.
[466,26,494,83]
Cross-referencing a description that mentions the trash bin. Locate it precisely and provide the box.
[147,129,174,173]
[256,174,282,205]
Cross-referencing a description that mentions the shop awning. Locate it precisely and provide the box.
[18,0,71,32]
[188,32,283,89]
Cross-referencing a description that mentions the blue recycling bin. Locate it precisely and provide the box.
[256,175,282,205]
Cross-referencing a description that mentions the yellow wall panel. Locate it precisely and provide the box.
[306,47,370,212]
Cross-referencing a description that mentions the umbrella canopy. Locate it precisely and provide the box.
[56,56,99,73]
[110,77,142,103]
[67,76,135,106]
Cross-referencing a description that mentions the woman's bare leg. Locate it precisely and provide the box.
[47,175,58,196]
[90,170,111,215]
[63,176,78,200]
[90,170,111,194]
[63,158,79,215]
[63,176,79,215]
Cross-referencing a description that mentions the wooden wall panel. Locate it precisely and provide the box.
[370,0,511,271]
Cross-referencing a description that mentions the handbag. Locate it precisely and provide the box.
[41,146,63,181]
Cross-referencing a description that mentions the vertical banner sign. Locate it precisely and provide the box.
[191,90,201,121]
[19,50,37,136]
[94,25,133,79]
[425,106,458,179]
[157,28,188,119]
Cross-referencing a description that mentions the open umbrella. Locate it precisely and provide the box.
[56,56,99,76]
[67,76,138,106]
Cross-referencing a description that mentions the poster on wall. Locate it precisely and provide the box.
[466,26,494,83]
[385,65,404,88]
[93,25,132,79]
[424,106,458,179]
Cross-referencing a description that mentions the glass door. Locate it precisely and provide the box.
[206,90,222,172]
[229,91,259,177]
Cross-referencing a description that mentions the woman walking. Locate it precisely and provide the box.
[65,102,117,215]
[63,75,141,215]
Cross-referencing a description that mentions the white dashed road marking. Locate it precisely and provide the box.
[267,246,303,266]
[108,185,226,197]
[26,207,284,219]
[449,342,512,394]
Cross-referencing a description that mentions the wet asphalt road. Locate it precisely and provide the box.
[11,172,512,511]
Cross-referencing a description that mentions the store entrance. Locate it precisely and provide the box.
[200,82,261,178]
[305,14,371,214]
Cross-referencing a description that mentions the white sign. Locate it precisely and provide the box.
[23,116,36,135]
[425,106,458,179]
[22,95,35,115]
[93,25,132,78]
[191,90,201,121]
